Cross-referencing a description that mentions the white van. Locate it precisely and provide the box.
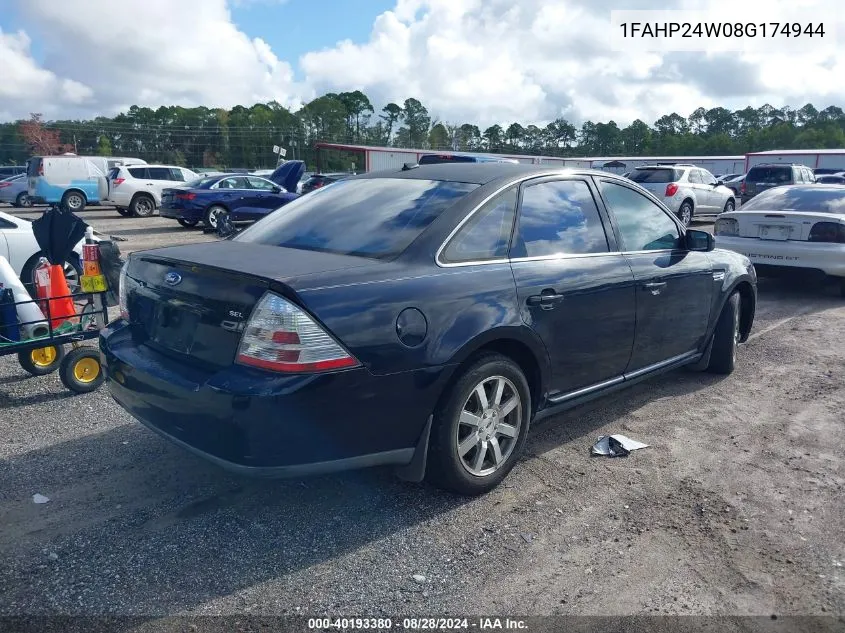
[27,154,147,211]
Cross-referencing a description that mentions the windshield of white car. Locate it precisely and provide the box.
[741,185,845,213]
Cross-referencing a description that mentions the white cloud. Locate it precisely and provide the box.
[2,0,845,128]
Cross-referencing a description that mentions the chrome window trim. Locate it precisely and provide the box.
[436,171,610,269]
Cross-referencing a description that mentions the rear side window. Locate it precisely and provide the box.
[511,179,609,257]
[169,168,185,181]
[128,167,148,179]
[599,181,681,251]
[236,178,479,260]
[688,170,702,184]
[628,168,679,183]
[748,166,792,183]
[441,187,517,263]
[741,186,845,212]
[147,167,171,180]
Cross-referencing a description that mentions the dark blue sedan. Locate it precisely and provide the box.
[102,164,757,495]
[160,161,304,229]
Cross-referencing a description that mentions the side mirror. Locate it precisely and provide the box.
[271,185,282,193]
[686,229,715,252]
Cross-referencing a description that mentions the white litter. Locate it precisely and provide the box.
[591,435,650,457]
[32,494,50,504]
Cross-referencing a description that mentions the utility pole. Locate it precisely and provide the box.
[73,135,78,153]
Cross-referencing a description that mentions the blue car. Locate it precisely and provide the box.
[160,161,305,229]
[102,163,757,496]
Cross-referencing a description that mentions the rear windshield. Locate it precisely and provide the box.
[747,166,792,182]
[419,154,477,165]
[185,176,219,188]
[235,178,480,259]
[741,186,845,212]
[628,168,680,183]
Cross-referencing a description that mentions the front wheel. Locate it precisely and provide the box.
[723,199,735,214]
[707,292,741,375]
[204,205,229,230]
[178,218,199,228]
[426,353,531,496]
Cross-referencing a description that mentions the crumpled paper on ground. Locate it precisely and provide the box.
[591,434,650,458]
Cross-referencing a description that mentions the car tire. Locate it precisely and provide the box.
[678,201,693,226]
[115,207,131,217]
[177,218,200,228]
[20,253,83,298]
[130,194,156,218]
[61,190,86,212]
[707,291,741,375]
[723,199,735,214]
[204,205,229,230]
[426,353,531,496]
[15,192,32,208]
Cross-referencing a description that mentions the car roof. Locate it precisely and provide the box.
[354,163,619,185]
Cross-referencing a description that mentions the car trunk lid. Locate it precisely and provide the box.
[124,241,373,368]
[730,210,842,241]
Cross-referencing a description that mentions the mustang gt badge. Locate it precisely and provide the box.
[164,271,182,286]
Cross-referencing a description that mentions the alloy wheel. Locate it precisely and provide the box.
[455,375,522,477]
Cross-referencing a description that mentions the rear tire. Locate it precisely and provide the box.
[177,218,199,228]
[115,207,131,217]
[61,190,86,212]
[707,292,741,375]
[723,199,735,214]
[426,353,531,496]
[678,200,693,226]
[130,194,155,218]
[15,192,32,208]
[204,205,229,230]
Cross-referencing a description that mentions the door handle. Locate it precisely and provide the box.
[526,291,564,309]
[642,281,667,295]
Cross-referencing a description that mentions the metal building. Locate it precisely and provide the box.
[744,149,845,171]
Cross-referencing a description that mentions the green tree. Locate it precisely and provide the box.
[482,124,503,151]
[428,123,449,150]
[402,98,431,147]
[380,103,403,143]
[96,134,112,156]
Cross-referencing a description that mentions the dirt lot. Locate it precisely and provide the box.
[0,206,843,619]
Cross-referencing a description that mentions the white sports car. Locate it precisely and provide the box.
[0,209,86,293]
[714,184,845,295]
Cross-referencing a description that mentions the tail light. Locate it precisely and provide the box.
[112,178,125,186]
[236,292,359,373]
[740,182,746,194]
[0,182,11,189]
[175,192,196,201]
[808,222,845,243]
[665,183,678,197]
[714,218,739,236]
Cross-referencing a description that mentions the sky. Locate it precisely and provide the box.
[0,0,843,128]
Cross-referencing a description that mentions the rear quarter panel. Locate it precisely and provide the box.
[294,263,550,381]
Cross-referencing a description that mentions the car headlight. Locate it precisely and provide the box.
[714,218,738,236]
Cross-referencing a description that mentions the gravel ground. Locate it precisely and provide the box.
[0,206,843,619]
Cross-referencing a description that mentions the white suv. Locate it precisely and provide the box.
[106,164,198,217]
[626,164,737,226]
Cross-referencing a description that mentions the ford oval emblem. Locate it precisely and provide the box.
[164,271,182,286]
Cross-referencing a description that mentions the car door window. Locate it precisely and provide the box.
[441,187,517,263]
[128,167,148,179]
[169,168,186,182]
[599,181,682,251]
[246,176,277,191]
[216,177,248,189]
[511,179,609,258]
[701,170,717,185]
[687,170,702,184]
[147,167,171,181]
